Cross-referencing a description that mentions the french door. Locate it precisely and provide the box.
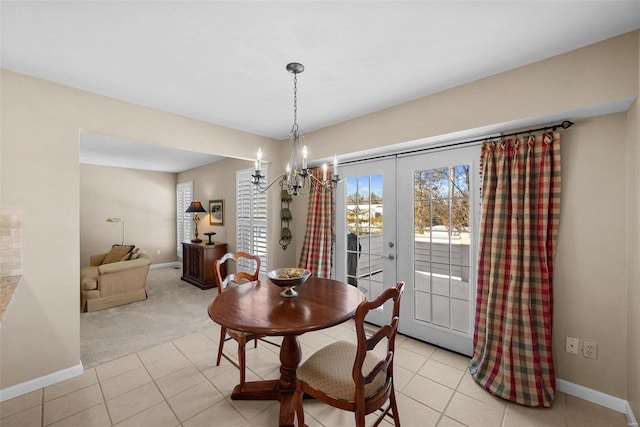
[335,146,479,355]
[335,159,397,327]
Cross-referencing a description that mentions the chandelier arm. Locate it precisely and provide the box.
[307,173,339,194]
[252,172,287,193]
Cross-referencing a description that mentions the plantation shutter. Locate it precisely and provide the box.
[176,181,193,258]
[236,167,268,276]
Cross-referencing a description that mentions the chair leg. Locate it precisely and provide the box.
[216,327,227,366]
[388,386,400,426]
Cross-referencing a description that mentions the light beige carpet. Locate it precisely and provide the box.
[80,266,218,368]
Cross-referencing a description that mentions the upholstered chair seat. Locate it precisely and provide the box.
[297,340,386,402]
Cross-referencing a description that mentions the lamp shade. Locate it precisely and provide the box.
[185,201,207,213]
[105,217,125,245]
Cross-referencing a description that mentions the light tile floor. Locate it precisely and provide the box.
[1,320,629,427]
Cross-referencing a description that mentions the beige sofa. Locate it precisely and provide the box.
[80,251,152,312]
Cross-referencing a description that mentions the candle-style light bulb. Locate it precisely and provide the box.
[286,163,291,174]
[302,145,308,170]
[322,163,327,182]
[333,154,338,176]
[256,148,262,172]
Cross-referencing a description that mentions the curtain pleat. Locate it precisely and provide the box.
[470,132,561,407]
[298,168,334,277]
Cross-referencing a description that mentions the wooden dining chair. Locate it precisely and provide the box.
[211,251,277,385]
[294,281,405,427]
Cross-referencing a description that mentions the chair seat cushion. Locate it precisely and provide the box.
[297,340,385,402]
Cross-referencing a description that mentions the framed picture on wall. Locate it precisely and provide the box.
[209,199,224,226]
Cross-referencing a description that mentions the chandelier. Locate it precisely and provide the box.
[252,62,339,196]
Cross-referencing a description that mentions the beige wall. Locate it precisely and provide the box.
[553,113,628,397]
[80,164,177,267]
[298,31,639,161]
[626,31,640,417]
[1,30,638,405]
[177,158,249,253]
[177,157,297,269]
[0,69,278,390]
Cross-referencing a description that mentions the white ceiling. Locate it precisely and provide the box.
[2,1,639,172]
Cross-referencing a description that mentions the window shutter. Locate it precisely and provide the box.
[236,168,268,276]
[176,181,193,258]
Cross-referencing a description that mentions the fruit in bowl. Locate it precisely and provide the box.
[267,268,311,297]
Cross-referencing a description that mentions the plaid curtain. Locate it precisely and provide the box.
[298,168,334,277]
[469,132,561,407]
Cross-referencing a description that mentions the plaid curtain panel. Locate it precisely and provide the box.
[470,132,561,407]
[298,168,334,278]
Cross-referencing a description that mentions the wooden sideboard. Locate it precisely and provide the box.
[181,241,227,289]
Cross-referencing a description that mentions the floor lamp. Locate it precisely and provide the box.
[185,201,207,243]
[105,217,125,245]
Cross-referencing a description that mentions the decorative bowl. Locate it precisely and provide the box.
[267,268,311,297]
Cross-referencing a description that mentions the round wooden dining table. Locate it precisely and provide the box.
[208,276,365,427]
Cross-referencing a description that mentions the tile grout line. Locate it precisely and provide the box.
[90,367,114,427]
[170,336,226,426]
[168,333,280,426]
[144,342,186,426]
[40,375,103,427]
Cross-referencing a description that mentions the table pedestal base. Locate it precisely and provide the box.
[229,335,302,426]
[230,379,279,400]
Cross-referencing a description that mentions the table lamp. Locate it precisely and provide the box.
[185,201,207,243]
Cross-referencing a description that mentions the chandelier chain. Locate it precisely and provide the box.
[292,73,298,134]
[252,62,340,197]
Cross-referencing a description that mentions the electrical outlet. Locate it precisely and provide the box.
[565,337,579,355]
[583,341,598,359]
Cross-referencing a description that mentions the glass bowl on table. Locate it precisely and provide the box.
[267,268,311,297]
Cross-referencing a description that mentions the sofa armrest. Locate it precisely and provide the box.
[90,253,108,267]
[97,255,152,274]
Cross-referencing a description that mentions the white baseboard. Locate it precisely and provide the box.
[0,362,84,403]
[626,401,639,427]
[150,261,181,269]
[557,378,638,426]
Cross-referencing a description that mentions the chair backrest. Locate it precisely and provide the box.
[352,282,405,407]
[214,251,261,295]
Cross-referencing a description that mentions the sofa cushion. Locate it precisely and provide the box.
[125,247,140,261]
[102,245,135,265]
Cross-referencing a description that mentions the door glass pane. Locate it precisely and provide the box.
[346,174,383,297]
[413,164,471,330]
[414,292,431,322]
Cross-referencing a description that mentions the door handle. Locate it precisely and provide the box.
[380,254,395,260]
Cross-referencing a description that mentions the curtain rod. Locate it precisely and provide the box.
[341,120,574,165]
[485,120,574,141]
